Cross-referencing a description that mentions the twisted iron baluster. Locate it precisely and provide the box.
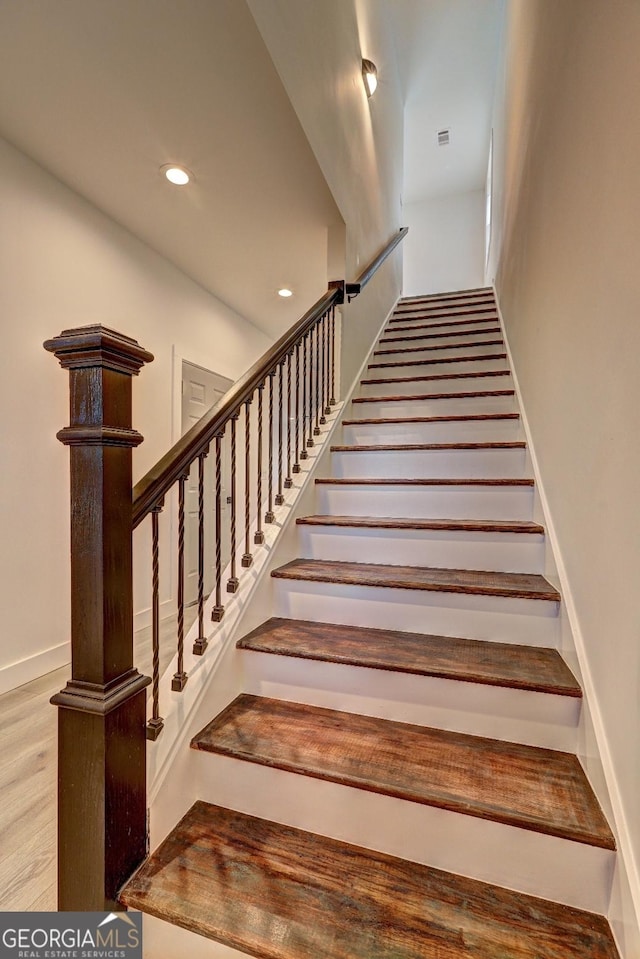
[330,304,337,405]
[146,501,164,740]
[255,382,266,543]
[172,476,188,692]
[265,371,276,522]
[212,431,225,622]
[300,334,309,459]
[284,351,293,488]
[307,330,315,447]
[324,310,331,414]
[313,320,321,435]
[242,397,253,566]
[227,413,239,593]
[193,448,209,654]
[293,342,301,474]
[318,313,327,426]
[275,361,285,505]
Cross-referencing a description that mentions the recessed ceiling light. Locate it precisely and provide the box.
[160,164,192,186]
[278,288,293,298]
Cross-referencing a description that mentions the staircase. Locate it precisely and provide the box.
[121,288,621,958]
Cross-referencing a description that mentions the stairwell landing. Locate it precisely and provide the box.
[121,288,621,959]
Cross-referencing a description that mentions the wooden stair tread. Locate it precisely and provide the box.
[373,342,503,356]
[374,338,504,355]
[387,316,501,333]
[360,369,512,385]
[192,697,613,850]
[400,286,492,300]
[398,292,494,305]
[331,442,526,452]
[344,412,517,425]
[368,353,507,370]
[297,515,543,534]
[237,617,578,695]
[316,476,534,486]
[395,298,495,310]
[272,559,559,602]
[352,389,515,404]
[120,801,617,959]
[392,307,498,321]
[379,325,501,344]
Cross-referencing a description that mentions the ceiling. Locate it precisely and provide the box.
[392,0,504,204]
[0,0,503,334]
[0,0,341,336]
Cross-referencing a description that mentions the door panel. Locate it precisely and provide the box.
[182,361,234,607]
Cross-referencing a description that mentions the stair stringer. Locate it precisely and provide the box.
[146,298,399,854]
[493,287,640,959]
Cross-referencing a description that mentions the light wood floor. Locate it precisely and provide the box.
[0,610,194,910]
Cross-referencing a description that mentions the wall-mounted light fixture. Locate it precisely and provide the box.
[362,59,378,98]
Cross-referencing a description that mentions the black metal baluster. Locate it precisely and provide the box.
[275,362,285,505]
[320,313,327,425]
[324,310,331,414]
[227,413,239,593]
[242,398,253,566]
[255,382,266,544]
[193,449,209,654]
[313,321,321,435]
[293,341,301,474]
[265,371,276,522]
[146,501,164,740]
[284,351,293,488]
[330,304,337,405]
[307,330,315,448]
[212,431,225,622]
[300,334,309,459]
[172,475,188,692]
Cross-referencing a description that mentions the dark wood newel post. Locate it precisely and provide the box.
[44,325,154,911]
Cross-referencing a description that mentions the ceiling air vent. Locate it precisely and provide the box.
[437,128,450,147]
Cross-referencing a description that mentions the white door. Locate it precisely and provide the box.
[181,361,233,607]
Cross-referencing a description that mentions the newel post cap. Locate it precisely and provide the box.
[44,324,154,375]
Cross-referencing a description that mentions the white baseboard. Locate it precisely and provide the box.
[0,641,69,695]
[134,598,174,632]
[0,600,172,696]
[493,285,640,957]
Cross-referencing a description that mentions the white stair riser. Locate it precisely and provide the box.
[381,328,500,345]
[367,357,507,377]
[358,372,512,397]
[331,448,528,479]
[240,651,580,751]
[389,310,498,326]
[352,394,517,418]
[192,753,613,914]
[342,420,522,445]
[378,329,501,349]
[373,342,504,362]
[273,580,559,647]
[297,525,545,573]
[143,915,245,958]
[316,484,534,521]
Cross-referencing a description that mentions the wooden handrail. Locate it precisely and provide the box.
[347,226,409,300]
[133,227,408,527]
[133,287,340,527]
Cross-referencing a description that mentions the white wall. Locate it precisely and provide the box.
[403,190,486,296]
[0,135,272,694]
[247,0,405,390]
[488,2,640,953]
